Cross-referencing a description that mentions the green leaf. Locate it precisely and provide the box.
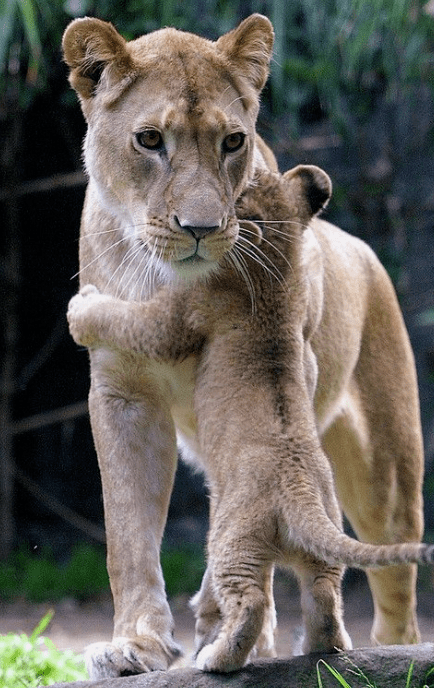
[316,659,353,688]
[0,0,18,73]
[17,0,41,84]
[405,659,415,688]
[30,609,54,643]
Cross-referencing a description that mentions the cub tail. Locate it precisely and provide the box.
[290,519,434,569]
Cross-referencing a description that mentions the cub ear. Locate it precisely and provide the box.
[216,14,274,91]
[283,165,332,218]
[62,18,136,100]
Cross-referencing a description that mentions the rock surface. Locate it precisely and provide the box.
[50,643,434,688]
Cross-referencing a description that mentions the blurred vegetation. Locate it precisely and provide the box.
[1,0,433,119]
[0,610,87,686]
[2,0,433,239]
[0,544,109,602]
[0,543,205,602]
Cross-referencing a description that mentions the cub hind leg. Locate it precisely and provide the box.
[322,385,424,646]
[291,557,352,654]
[194,506,277,673]
[194,511,351,672]
[191,564,277,663]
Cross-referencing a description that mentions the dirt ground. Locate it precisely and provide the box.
[1,574,434,665]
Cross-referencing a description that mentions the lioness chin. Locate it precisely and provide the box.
[64,14,428,679]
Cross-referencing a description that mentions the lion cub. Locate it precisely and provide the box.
[69,166,432,673]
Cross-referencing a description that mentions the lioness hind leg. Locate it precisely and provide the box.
[367,563,420,645]
[293,559,352,654]
[322,392,424,646]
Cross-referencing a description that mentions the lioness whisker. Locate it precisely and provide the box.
[81,228,120,238]
[254,220,307,237]
[237,233,288,284]
[247,232,294,276]
[114,244,146,299]
[132,238,157,300]
[150,241,168,296]
[71,235,129,280]
[139,239,166,299]
[138,248,153,299]
[226,249,257,315]
[235,239,285,287]
[255,219,304,225]
[240,225,295,274]
[239,222,300,247]
[107,241,143,296]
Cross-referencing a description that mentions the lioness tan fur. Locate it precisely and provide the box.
[63,15,428,678]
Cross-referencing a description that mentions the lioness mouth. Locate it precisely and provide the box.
[178,254,204,265]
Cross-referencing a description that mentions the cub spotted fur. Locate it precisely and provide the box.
[64,15,427,678]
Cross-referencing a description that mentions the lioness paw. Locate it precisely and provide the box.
[85,636,182,679]
[67,284,111,347]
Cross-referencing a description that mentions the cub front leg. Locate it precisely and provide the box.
[67,284,114,348]
[67,285,152,353]
[84,349,181,678]
[67,284,201,359]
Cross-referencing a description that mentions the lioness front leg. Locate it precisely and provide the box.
[84,350,181,678]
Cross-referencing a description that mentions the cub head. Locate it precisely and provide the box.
[235,165,332,261]
[62,15,274,282]
[237,165,332,230]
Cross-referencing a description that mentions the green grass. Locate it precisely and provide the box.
[316,658,434,688]
[317,659,375,688]
[0,611,87,687]
[0,542,205,603]
[0,543,204,686]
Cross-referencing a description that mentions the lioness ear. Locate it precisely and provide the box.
[62,18,137,101]
[283,165,332,218]
[216,14,274,91]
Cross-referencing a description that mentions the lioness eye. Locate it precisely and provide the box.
[223,132,245,153]
[136,129,164,150]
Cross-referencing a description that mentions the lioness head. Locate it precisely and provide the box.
[63,15,274,282]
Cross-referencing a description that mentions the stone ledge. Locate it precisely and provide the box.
[50,643,434,688]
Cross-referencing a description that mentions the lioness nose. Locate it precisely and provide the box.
[176,218,221,239]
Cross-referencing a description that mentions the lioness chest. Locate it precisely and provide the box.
[99,221,370,468]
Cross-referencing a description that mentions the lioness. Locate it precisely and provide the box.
[63,14,429,678]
